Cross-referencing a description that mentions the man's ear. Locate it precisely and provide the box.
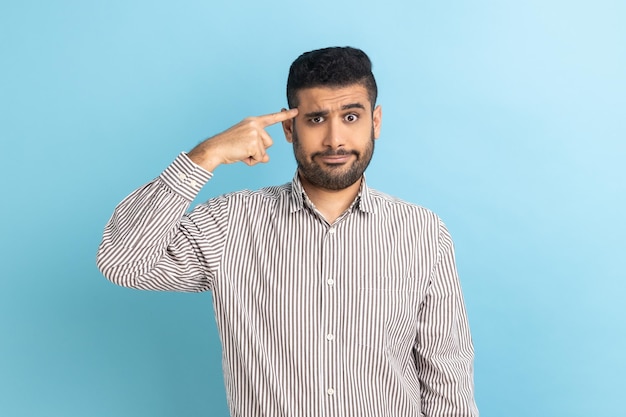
[373,105,382,140]
[281,108,294,143]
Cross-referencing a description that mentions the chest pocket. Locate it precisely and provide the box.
[345,285,420,350]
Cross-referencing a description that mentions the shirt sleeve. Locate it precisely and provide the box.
[96,153,227,292]
[414,219,479,417]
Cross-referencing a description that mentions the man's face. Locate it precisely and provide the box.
[283,84,382,191]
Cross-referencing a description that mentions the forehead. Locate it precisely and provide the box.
[295,84,372,111]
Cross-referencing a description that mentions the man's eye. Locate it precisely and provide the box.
[345,113,358,122]
[310,116,325,124]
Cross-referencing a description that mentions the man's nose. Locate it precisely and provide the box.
[322,118,345,148]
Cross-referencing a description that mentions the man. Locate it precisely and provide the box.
[97,46,478,416]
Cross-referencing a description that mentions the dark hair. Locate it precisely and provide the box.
[286,46,378,109]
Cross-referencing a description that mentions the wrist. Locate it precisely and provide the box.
[188,145,221,172]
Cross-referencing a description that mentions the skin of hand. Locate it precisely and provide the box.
[188,108,299,172]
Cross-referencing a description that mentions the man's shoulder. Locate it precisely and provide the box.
[209,182,292,204]
[367,187,440,221]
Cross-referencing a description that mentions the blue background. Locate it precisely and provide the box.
[1,1,624,416]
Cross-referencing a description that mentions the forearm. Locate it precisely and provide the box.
[416,220,478,416]
[415,314,477,417]
[96,153,214,291]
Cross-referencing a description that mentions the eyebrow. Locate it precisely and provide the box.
[303,102,367,118]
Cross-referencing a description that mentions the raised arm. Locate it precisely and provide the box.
[96,109,298,291]
[188,109,298,170]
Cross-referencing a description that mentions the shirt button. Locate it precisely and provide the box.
[328,228,336,234]
[189,179,197,188]
[327,388,335,396]
[177,172,187,181]
[327,279,335,286]
[326,334,334,341]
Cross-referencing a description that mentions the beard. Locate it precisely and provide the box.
[292,127,375,191]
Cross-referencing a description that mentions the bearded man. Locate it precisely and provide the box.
[97,46,478,417]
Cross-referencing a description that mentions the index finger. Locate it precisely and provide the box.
[257,108,299,127]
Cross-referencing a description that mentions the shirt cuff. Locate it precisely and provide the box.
[159,153,213,201]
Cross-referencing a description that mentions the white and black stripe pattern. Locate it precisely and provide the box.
[97,153,479,417]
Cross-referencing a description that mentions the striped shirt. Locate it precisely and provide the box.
[97,153,478,417]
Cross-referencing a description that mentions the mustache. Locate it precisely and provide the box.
[312,149,359,158]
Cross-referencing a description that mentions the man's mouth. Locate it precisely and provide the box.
[314,150,357,165]
[319,155,352,164]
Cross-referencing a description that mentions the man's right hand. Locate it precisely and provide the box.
[187,108,299,172]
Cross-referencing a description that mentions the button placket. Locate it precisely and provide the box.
[320,224,340,416]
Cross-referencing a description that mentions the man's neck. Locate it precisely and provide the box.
[299,173,362,224]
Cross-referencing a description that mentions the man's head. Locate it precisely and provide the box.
[282,47,382,191]
[287,46,378,110]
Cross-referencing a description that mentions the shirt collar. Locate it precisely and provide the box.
[289,172,377,215]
